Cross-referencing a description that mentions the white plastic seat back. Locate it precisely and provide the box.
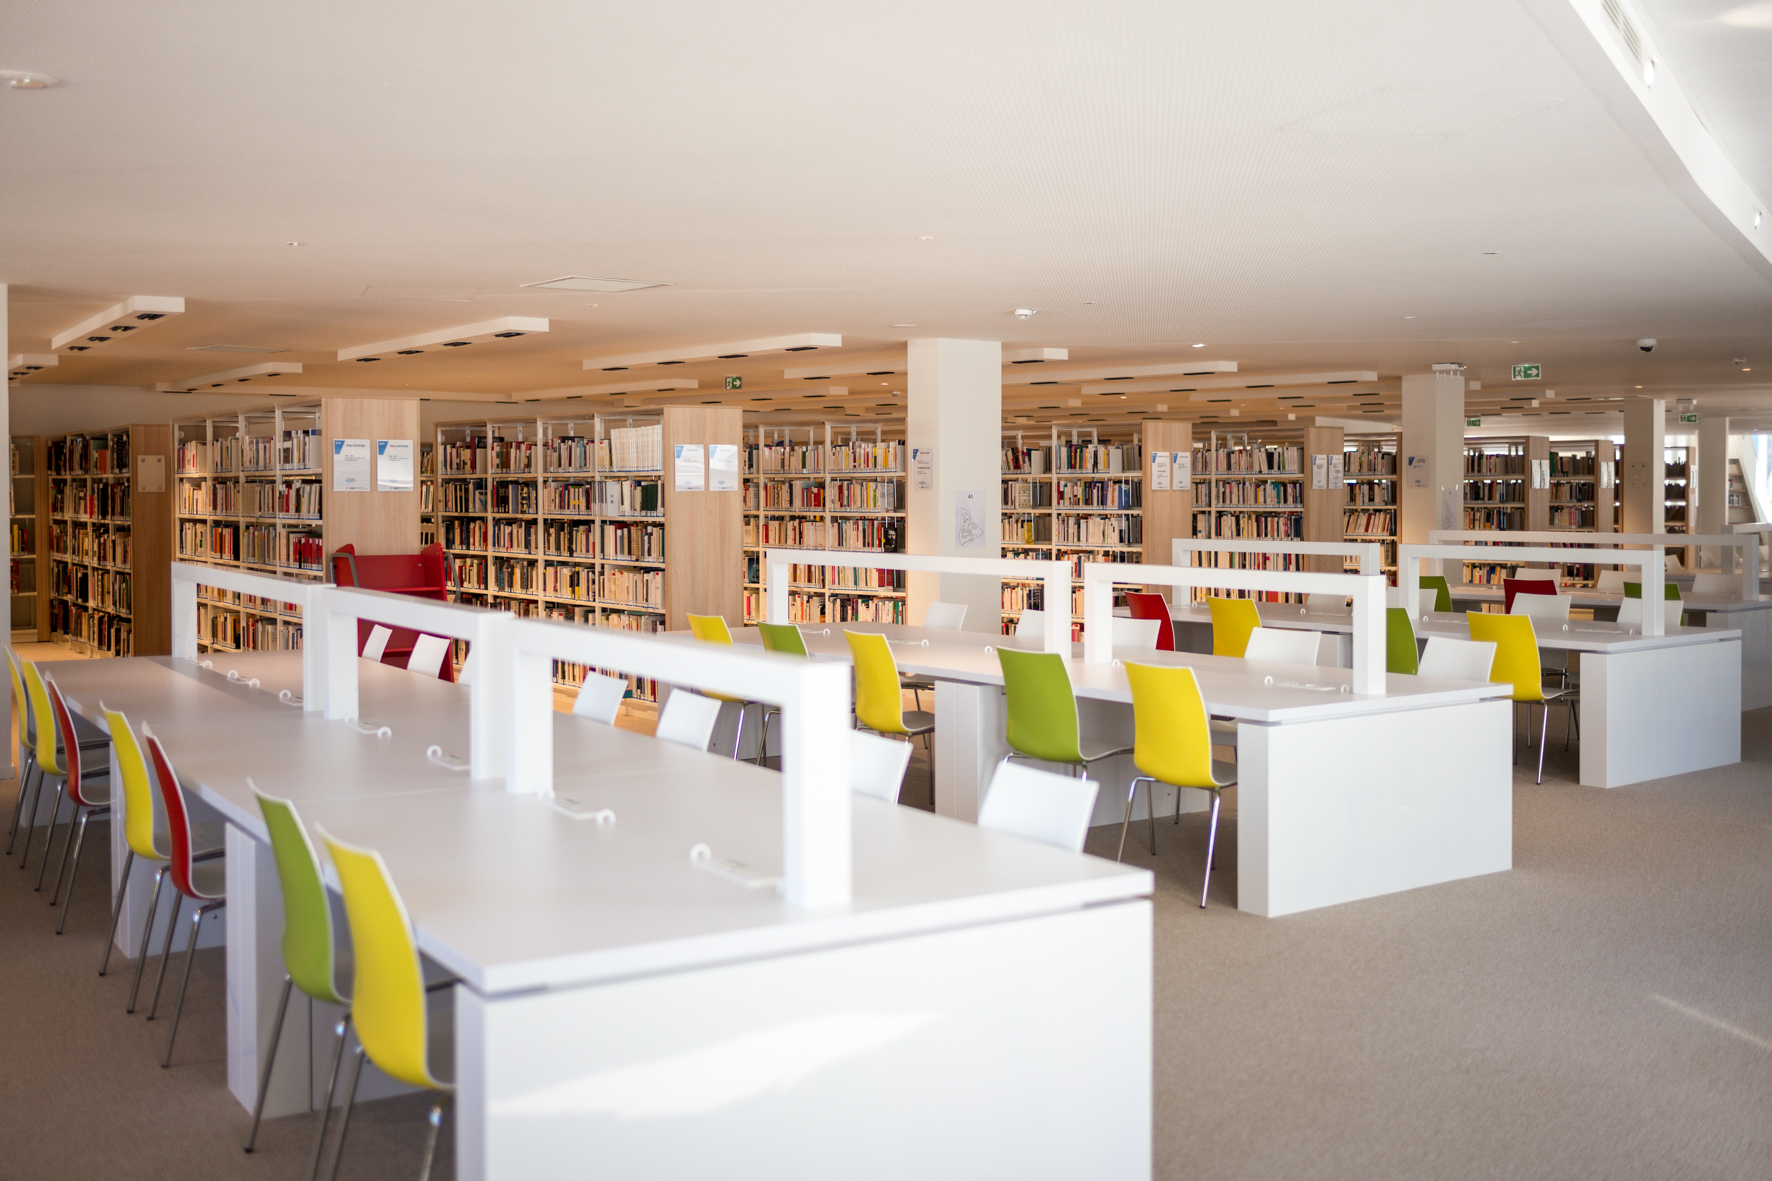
[1306,593,1349,611]
[1510,592,1571,622]
[361,625,392,662]
[1420,589,1440,616]
[979,762,1099,853]
[1242,626,1321,665]
[1109,617,1161,650]
[850,730,913,803]
[406,634,451,679]
[656,691,723,751]
[456,647,476,686]
[923,601,968,630]
[1595,570,1628,594]
[1666,552,1682,572]
[1618,597,1684,630]
[1014,608,1045,638]
[572,672,630,724]
[1417,637,1497,681]
[1691,572,1738,596]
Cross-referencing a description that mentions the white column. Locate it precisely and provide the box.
[1697,414,1729,566]
[1622,398,1666,535]
[1400,371,1465,575]
[906,339,1002,632]
[1,282,11,777]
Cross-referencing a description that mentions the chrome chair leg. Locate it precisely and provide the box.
[32,779,68,888]
[1536,701,1551,784]
[163,899,225,1066]
[6,754,38,850]
[325,1046,370,1181]
[1145,779,1158,856]
[244,975,295,1151]
[417,1099,449,1181]
[56,806,107,932]
[730,702,747,761]
[127,867,168,1012]
[309,1016,353,1181]
[1200,791,1223,908]
[100,849,136,975]
[1116,777,1148,862]
[145,892,186,1020]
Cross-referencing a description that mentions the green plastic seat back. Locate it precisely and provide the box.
[1622,582,1681,600]
[757,622,809,658]
[1419,575,1453,613]
[256,790,348,1006]
[1385,608,1419,675]
[997,648,1082,765]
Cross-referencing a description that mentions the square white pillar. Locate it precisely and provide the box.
[1698,415,1729,565]
[1401,371,1465,575]
[1622,398,1666,535]
[906,339,1002,633]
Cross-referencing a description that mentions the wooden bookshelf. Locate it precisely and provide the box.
[48,425,173,657]
[1184,430,1307,604]
[1342,436,1398,578]
[10,436,50,642]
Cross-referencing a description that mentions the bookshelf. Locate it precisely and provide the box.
[48,425,174,657]
[1183,430,1306,604]
[419,439,436,547]
[1664,444,1689,533]
[10,436,49,641]
[174,398,418,654]
[743,423,907,626]
[1342,437,1398,578]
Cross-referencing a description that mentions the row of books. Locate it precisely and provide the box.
[1195,445,1302,475]
[1056,480,1141,509]
[1343,509,1396,536]
[50,524,132,567]
[51,565,131,613]
[52,602,131,655]
[1002,481,1052,508]
[51,484,131,519]
[1192,512,1304,539]
[1055,515,1142,546]
[774,592,905,625]
[50,434,130,477]
[1207,479,1303,507]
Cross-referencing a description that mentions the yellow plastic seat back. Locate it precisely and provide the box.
[1124,662,1218,788]
[5,648,32,751]
[22,661,64,776]
[686,613,743,702]
[102,706,167,862]
[845,631,908,735]
[1466,613,1545,703]
[1207,597,1261,658]
[321,830,449,1092]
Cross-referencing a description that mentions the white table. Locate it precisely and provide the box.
[51,654,1154,1181]
[737,622,1514,918]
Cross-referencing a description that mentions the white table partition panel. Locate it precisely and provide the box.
[1426,530,1759,600]
[1171,538,1384,576]
[1083,562,1387,696]
[170,561,330,709]
[504,618,855,909]
[1402,544,1669,634]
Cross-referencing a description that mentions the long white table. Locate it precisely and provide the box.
[736,622,1514,918]
[52,654,1154,1181]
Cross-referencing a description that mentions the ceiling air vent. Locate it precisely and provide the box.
[1602,0,1643,62]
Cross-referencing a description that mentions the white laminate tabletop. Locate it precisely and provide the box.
[1168,602,1359,635]
[1445,585,1772,614]
[1412,613,1741,653]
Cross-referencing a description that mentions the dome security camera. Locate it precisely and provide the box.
[1637,338,1656,352]
[1014,309,1036,320]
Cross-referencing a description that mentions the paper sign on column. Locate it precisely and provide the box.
[1439,486,1459,530]
[1406,455,1430,489]
[1328,454,1344,484]
[913,447,935,491]
[376,439,414,492]
[1175,451,1191,490]
[136,454,165,493]
[708,443,739,492]
[333,439,372,492]
[954,490,988,549]
[1151,451,1171,491]
[673,444,705,491]
[1311,454,1328,490]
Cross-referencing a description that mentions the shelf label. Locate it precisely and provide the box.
[1511,364,1542,381]
[708,443,739,492]
[333,438,371,492]
[673,444,705,492]
[376,439,414,492]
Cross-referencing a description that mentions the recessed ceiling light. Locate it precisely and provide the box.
[2,71,59,89]
[892,324,918,328]
[1192,343,1205,348]
[917,236,935,241]
[188,344,289,354]
[522,276,668,293]
[1403,315,1415,320]
[287,241,304,247]
[1483,251,1499,256]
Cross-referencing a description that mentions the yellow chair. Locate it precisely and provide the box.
[1207,597,1261,657]
[1123,662,1238,907]
[319,830,452,1181]
[686,613,762,759]
[18,659,108,888]
[1467,613,1572,784]
[845,631,934,744]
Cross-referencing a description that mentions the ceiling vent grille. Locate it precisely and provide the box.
[1602,0,1644,63]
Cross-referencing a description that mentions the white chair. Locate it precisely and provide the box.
[405,634,450,679]
[1241,626,1320,665]
[360,625,392,662]
[922,601,967,630]
[1691,572,1738,596]
[977,762,1099,853]
[1014,608,1045,638]
[1666,552,1683,572]
[571,672,629,724]
[456,647,476,686]
[1108,617,1161,650]
[1618,597,1684,630]
[850,730,913,803]
[1417,637,1497,681]
[655,691,723,751]
[1305,593,1349,611]
[1596,570,1628,594]
[1421,589,1440,617]
[1510,592,1571,622]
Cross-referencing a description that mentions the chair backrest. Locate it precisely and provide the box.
[978,762,1099,853]
[1666,552,1682,572]
[22,661,63,775]
[922,601,967,630]
[655,691,723,750]
[849,730,913,803]
[571,672,629,723]
[319,830,446,1091]
[1617,596,1685,630]
[845,631,910,735]
[43,677,100,808]
[1419,575,1453,613]
[1623,581,1682,600]
[101,705,166,861]
[255,790,348,1006]
[1014,608,1044,638]
[1416,636,1497,681]
[4,647,33,749]
[1122,662,1216,789]
[1108,616,1161,650]
[456,647,476,686]
[687,613,734,644]
[1691,572,1738,596]
[405,634,451,679]
[1242,626,1321,665]
[1305,593,1349,611]
[1596,570,1628,593]
[361,624,393,662]
[1385,608,1419,675]
[1466,613,1544,702]
[757,622,810,657]
[1510,592,1571,623]
[1123,592,1175,651]
[142,727,216,899]
[996,647,1083,765]
[1207,597,1261,657]
[1502,577,1557,614]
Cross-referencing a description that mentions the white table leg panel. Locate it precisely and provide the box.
[1583,641,1742,787]
[1237,699,1513,917]
[455,900,1151,1181]
[1708,611,1772,711]
[932,681,1007,821]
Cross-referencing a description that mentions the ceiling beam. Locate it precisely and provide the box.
[585,333,841,370]
[337,316,549,362]
[1005,359,1239,386]
[50,295,185,353]
[156,362,304,391]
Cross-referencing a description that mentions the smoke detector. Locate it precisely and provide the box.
[1431,362,1465,374]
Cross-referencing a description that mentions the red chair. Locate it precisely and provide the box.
[141,727,228,1068]
[331,543,457,682]
[1502,577,1557,614]
[1124,592,1176,651]
[43,676,111,934]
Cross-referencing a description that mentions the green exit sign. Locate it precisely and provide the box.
[1466,417,1482,427]
[1679,412,1699,423]
[723,375,742,390]
[1511,363,1542,381]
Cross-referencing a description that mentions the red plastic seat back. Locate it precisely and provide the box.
[1124,592,1176,651]
[143,730,219,900]
[1502,577,1557,615]
[43,677,99,808]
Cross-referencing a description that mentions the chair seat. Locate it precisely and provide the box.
[186,859,227,901]
[899,711,935,736]
[1208,718,1238,747]
[901,674,935,689]
[1209,759,1238,788]
[1078,741,1132,763]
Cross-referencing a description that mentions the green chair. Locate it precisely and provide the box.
[996,647,1130,778]
[1123,662,1238,905]
[1385,608,1419,675]
[1206,597,1261,657]
[755,623,809,765]
[1419,575,1453,613]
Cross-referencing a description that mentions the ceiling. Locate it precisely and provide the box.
[4,0,1771,434]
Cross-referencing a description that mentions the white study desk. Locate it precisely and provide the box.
[50,654,1154,1181]
[733,622,1514,918]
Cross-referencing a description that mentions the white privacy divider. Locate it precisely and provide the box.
[1427,530,1759,600]
[321,586,511,780]
[1401,544,1668,634]
[1081,562,1388,695]
[170,561,331,710]
[762,548,1072,654]
[505,617,855,909]
[1171,538,1384,576]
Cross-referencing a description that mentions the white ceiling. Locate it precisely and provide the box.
[3,0,1771,430]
